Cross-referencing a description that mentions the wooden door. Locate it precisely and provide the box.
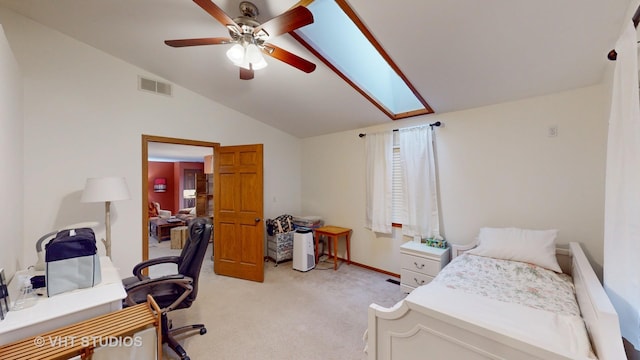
[213,144,264,282]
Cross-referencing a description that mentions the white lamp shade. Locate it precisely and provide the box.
[238,59,252,70]
[226,43,245,64]
[226,43,267,71]
[183,189,196,199]
[252,57,268,70]
[81,177,131,203]
[245,43,263,64]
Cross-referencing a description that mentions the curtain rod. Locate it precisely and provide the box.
[358,121,441,138]
[608,5,640,60]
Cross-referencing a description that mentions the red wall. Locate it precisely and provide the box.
[148,161,204,214]
[148,161,176,212]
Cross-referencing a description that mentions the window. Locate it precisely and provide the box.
[365,126,440,236]
[292,0,433,119]
[391,131,404,226]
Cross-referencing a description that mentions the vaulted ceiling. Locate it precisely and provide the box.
[0,0,631,138]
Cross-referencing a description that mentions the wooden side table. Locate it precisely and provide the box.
[314,226,352,270]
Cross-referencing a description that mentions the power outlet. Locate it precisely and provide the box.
[548,125,558,137]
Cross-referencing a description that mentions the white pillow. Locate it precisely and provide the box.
[467,227,562,272]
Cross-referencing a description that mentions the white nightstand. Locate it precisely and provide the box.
[400,242,451,293]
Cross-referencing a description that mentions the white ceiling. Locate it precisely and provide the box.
[148,142,213,162]
[0,0,631,138]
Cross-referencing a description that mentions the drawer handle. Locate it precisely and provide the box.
[413,278,426,285]
[413,262,425,269]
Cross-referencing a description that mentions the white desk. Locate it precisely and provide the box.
[0,256,126,346]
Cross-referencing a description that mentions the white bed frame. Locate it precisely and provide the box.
[367,242,625,360]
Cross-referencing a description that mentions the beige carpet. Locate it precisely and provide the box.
[153,251,406,360]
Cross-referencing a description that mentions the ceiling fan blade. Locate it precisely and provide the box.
[263,44,316,73]
[239,67,254,80]
[193,0,240,29]
[165,37,232,47]
[254,6,313,38]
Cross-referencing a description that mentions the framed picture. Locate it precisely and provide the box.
[0,268,9,320]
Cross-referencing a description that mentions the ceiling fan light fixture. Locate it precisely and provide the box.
[252,57,268,70]
[245,43,263,63]
[166,1,313,79]
[238,60,251,70]
[226,43,245,64]
[227,42,267,70]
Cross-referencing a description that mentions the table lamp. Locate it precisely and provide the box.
[81,177,131,258]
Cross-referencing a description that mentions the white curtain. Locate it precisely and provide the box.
[365,131,393,234]
[399,126,441,239]
[604,21,640,349]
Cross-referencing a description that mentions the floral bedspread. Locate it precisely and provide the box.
[433,253,580,317]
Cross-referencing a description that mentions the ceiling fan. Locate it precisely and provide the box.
[165,0,317,80]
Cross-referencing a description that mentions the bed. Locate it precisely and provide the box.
[367,228,625,360]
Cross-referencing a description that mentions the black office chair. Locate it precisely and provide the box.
[123,217,212,360]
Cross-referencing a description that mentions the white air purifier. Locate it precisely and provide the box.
[293,228,315,272]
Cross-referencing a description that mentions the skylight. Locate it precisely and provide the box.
[292,0,433,119]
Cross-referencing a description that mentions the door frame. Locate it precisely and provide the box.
[141,134,219,264]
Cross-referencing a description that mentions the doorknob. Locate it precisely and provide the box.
[255,218,261,223]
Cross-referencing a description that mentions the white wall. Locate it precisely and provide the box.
[0,9,302,274]
[0,6,613,281]
[0,24,23,281]
[302,85,608,275]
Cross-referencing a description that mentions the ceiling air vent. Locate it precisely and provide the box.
[138,76,172,96]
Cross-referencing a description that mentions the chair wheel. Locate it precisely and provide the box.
[200,328,207,335]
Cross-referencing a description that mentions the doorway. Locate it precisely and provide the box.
[141,135,219,267]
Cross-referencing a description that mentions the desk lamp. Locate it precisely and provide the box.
[81,177,131,258]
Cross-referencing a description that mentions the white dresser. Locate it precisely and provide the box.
[400,242,450,293]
